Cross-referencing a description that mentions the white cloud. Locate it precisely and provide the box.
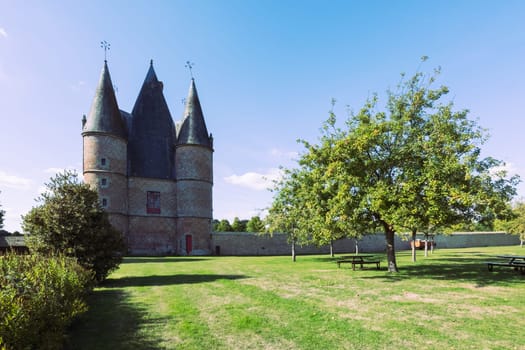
[0,171,33,190]
[270,148,298,160]
[224,168,282,191]
[0,28,7,38]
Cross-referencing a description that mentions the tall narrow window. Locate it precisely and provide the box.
[101,198,108,208]
[101,178,108,188]
[147,191,161,214]
[101,158,107,166]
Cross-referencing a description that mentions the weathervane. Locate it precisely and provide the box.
[100,40,110,61]
[185,60,195,79]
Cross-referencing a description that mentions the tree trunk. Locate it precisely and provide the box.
[291,238,296,262]
[355,239,359,254]
[384,222,399,272]
[411,229,417,263]
[424,233,429,257]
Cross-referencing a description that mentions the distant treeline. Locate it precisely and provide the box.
[213,216,265,233]
[0,229,23,236]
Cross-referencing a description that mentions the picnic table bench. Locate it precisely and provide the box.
[486,255,525,273]
[336,255,380,270]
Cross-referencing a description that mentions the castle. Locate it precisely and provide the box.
[82,60,213,255]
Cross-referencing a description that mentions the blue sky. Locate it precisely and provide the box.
[1,0,524,232]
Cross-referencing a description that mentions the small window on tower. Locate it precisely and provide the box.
[101,198,108,208]
[101,178,108,187]
[101,158,107,166]
[147,191,161,214]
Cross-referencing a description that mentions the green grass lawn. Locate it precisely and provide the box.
[66,246,524,350]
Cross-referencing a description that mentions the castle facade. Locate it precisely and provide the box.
[82,60,213,255]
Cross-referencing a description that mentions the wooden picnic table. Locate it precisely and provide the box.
[337,254,380,270]
[486,255,525,273]
[497,255,525,263]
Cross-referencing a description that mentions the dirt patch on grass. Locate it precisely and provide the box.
[391,291,441,303]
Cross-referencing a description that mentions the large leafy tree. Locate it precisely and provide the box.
[22,171,126,282]
[269,63,518,271]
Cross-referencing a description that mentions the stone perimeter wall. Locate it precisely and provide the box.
[211,231,520,256]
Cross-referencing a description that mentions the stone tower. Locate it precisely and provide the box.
[126,61,178,255]
[82,60,213,256]
[175,79,214,255]
[82,61,129,236]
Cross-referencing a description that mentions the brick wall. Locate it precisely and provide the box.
[127,216,177,255]
[127,177,177,255]
[128,177,177,216]
[83,135,127,175]
[175,146,212,182]
[83,134,129,237]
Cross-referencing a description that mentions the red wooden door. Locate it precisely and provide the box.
[185,235,192,255]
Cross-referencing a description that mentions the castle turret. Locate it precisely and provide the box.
[82,61,128,236]
[175,79,213,255]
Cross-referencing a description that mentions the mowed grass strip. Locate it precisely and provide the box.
[67,247,525,349]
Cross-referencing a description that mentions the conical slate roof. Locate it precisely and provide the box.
[128,61,176,179]
[177,79,212,148]
[83,61,127,139]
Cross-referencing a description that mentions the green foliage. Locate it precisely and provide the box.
[215,219,233,232]
[268,62,519,271]
[231,217,248,232]
[266,168,312,246]
[22,170,126,282]
[0,253,92,350]
[212,219,220,231]
[214,217,264,233]
[495,201,525,242]
[246,216,265,232]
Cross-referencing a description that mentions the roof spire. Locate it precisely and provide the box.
[129,61,175,179]
[83,60,126,139]
[177,78,212,148]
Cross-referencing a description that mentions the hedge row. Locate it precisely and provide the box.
[0,253,93,350]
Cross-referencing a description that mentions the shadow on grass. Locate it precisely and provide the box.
[360,255,524,287]
[103,274,248,288]
[123,257,210,264]
[310,254,384,263]
[66,290,165,350]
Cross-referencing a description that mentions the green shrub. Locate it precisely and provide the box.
[0,253,93,350]
[23,171,126,282]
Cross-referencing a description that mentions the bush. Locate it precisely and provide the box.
[0,253,93,350]
[22,171,126,282]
